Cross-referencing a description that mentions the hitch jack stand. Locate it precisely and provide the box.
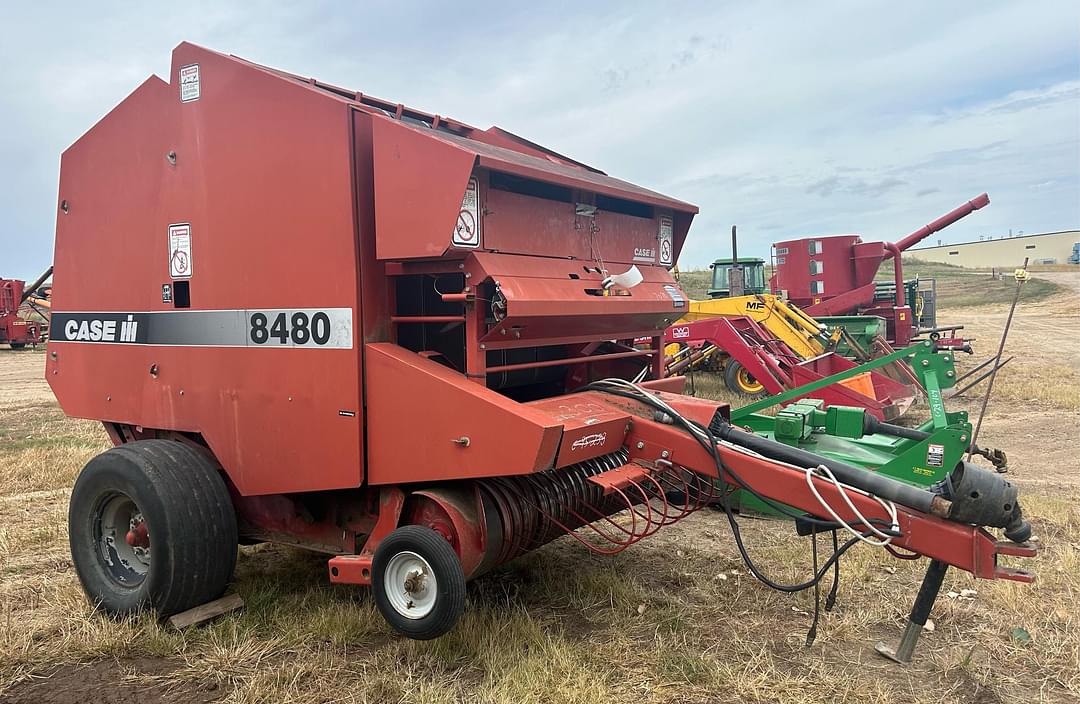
[875,559,948,664]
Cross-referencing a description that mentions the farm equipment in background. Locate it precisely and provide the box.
[771,195,989,348]
[1,266,52,348]
[48,44,1035,661]
[664,313,948,420]
[681,292,831,359]
[707,257,767,297]
[661,289,951,419]
[20,265,52,338]
[663,203,982,414]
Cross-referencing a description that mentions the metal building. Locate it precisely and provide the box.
[908,230,1078,267]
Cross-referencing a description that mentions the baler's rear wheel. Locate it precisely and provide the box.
[372,525,465,640]
[68,440,238,617]
[724,361,766,396]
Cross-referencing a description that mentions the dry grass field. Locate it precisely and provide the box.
[1,271,1078,703]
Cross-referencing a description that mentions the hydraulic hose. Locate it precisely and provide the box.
[863,415,930,441]
[710,422,945,516]
[712,417,1029,542]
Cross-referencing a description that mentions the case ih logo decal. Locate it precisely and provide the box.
[571,432,608,451]
[633,247,656,263]
[61,315,141,342]
[50,309,353,348]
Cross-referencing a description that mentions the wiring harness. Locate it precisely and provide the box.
[584,378,907,643]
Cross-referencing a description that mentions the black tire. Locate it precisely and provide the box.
[372,525,465,640]
[68,439,238,617]
[9,343,26,350]
[724,360,766,397]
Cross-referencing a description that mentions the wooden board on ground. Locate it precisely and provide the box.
[168,592,245,630]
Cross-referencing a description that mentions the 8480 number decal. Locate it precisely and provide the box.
[249,311,337,346]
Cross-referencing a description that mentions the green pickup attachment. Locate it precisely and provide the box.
[731,398,974,517]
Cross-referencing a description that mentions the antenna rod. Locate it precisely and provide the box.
[966,258,1028,460]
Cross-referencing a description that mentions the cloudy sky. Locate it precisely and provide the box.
[1,1,1077,280]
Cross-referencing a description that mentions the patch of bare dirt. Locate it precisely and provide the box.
[944,271,1080,489]
[974,407,1080,491]
[0,350,50,407]
[1,657,224,704]
[951,271,1080,372]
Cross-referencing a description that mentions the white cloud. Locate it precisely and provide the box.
[0,1,1077,278]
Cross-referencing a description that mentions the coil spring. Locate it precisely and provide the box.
[476,449,716,565]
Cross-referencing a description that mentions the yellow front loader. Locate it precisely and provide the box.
[680,294,838,360]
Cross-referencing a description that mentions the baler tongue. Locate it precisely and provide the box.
[575,379,1036,662]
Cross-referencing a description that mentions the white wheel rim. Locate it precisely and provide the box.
[96,493,151,586]
[384,550,438,619]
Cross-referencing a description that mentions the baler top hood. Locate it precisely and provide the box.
[229,45,698,265]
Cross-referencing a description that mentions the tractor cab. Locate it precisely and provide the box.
[708,257,766,298]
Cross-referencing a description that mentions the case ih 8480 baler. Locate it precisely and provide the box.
[49,44,1035,658]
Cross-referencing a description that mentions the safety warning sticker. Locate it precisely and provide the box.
[452,176,480,248]
[168,223,193,279]
[658,215,674,265]
[179,64,200,102]
[926,443,945,468]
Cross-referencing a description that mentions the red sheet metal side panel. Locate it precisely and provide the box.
[472,126,602,173]
[460,139,697,213]
[467,253,686,347]
[524,394,630,468]
[369,119,697,263]
[50,76,173,315]
[364,343,562,484]
[482,187,669,266]
[47,43,363,496]
[852,241,887,290]
[773,234,861,304]
[370,117,477,260]
[803,282,876,316]
[352,110,392,346]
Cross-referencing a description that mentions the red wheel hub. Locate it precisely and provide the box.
[125,521,149,548]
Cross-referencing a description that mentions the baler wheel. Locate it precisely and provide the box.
[9,343,26,350]
[68,440,238,617]
[725,361,766,396]
[372,525,465,640]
